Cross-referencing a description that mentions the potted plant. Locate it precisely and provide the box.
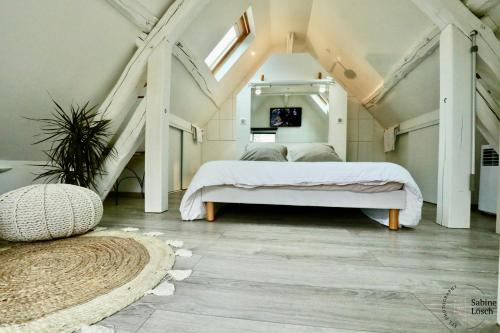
[30,98,114,190]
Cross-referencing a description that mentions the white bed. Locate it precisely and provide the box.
[180,161,423,230]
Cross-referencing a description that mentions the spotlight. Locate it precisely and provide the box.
[319,85,327,93]
[255,88,262,95]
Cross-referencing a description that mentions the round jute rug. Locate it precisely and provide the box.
[0,231,175,333]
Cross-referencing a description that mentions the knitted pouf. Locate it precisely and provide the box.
[0,184,103,242]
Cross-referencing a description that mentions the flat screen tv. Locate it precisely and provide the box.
[270,107,302,127]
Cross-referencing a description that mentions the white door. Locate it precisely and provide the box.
[169,127,182,192]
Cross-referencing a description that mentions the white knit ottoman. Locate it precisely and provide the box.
[0,184,103,242]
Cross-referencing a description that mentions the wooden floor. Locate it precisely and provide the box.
[99,192,500,333]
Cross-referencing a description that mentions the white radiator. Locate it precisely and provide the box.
[479,145,498,214]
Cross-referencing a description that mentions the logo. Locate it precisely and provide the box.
[441,284,496,330]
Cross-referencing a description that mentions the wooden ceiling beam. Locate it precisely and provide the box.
[362,28,440,109]
[105,0,158,33]
[411,0,500,83]
[462,0,499,16]
[95,0,209,199]
[173,41,220,108]
[95,0,209,133]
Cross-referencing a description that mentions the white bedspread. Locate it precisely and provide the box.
[180,161,423,227]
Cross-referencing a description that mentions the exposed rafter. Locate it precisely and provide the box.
[481,15,498,32]
[98,99,146,199]
[95,0,209,199]
[362,28,440,108]
[106,0,219,110]
[411,0,500,83]
[95,0,209,134]
[476,91,500,152]
[105,0,158,33]
[173,41,219,108]
[462,0,499,16]
[477,79,500,118]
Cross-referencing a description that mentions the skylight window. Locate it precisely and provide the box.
[251,133,276,143]
[311,94,329,114]
[204,12,251,75]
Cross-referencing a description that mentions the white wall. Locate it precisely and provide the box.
[0,161,45,195]
[387,124,439,204]
[204,53,332,161]
[116,126,203,194]
[203,94,238,162]
[182,131,203,188]
[169,127,183,192]
[385,111,486,204]
[0,0,139,161]
[251,95,328,143]
[203,53,383,162]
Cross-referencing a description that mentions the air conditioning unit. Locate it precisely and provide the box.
[478,145,498,214]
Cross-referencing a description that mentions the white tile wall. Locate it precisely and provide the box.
[203,95,238,161]
[219,119,234,140]
[204,95,385,163]
[346,97,385,162]
[207,119,219,141]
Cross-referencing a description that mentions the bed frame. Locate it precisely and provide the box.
[201,186,406,230]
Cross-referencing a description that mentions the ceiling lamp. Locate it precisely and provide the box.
[255,88,262,95]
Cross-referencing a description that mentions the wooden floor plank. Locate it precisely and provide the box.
[97,193,498,332]
[138,277,449,333]
[138,310,368,333]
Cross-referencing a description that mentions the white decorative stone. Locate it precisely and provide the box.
[168,269,192,281]
[165,239,184,247]
[121,227,139,232]
[0,184,103,242]
[143,231,163,237]
[175,249,192,257]
[145,281,175,296]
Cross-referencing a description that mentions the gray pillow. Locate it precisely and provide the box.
[240,146,287,161]
[287,143,342,162]
[245,143,287,156]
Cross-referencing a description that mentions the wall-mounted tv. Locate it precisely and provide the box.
[270,107,302,127]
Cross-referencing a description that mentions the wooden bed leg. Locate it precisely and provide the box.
[389,209,399,231]
[206,202,215,222]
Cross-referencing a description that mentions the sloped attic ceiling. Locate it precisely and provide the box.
[0,0,139,160]
[179,0,440,127]
[306,0,437,126]
[2,0,488,161]
[178,0,271,107]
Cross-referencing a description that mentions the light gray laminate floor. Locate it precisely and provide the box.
[99,193,500,333]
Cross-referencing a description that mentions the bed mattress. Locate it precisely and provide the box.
[271,182,403,193]
[180,161,422,227]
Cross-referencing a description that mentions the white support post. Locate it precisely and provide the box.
[145,39,172,213]
[437,25,473,228]
[328,83,348,161]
